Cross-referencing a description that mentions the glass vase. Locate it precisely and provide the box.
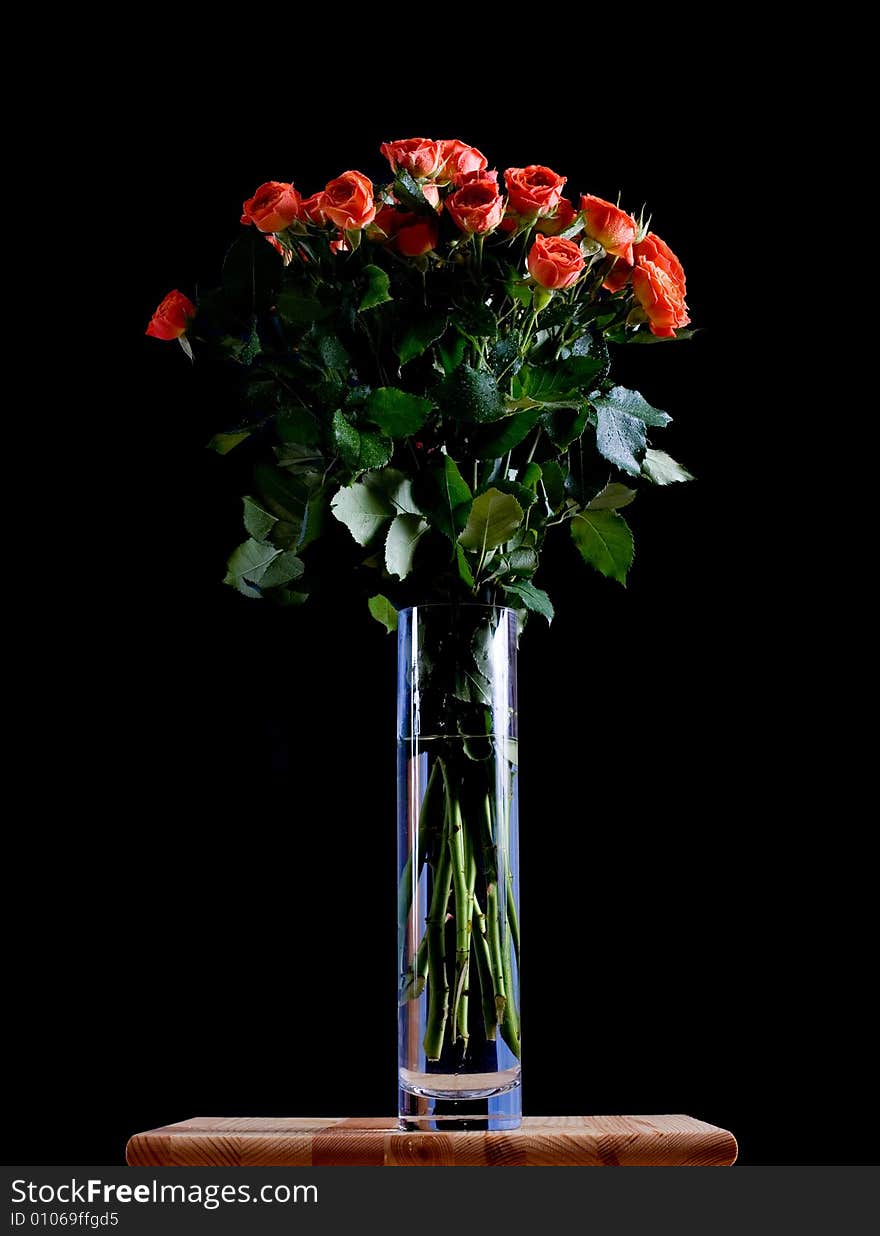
[397,604,521,1131]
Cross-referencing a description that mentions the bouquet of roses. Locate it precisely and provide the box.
[147,136,694,630]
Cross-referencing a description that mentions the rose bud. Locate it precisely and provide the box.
[322,171,377,231]
[420,182,441,207]
[527,235,585,290]
[145,289,196,340]
[446,178,505,234]
[505,165,566,218]
[240,181,302,232]
[631,261,690,337]
[440,139,489,184]
[380,138,445,180]
[536,197,577,236]
[580,194,637,264]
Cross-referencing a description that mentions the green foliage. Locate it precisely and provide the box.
[224,539,304,598]
[173,144,695,616]
[385,514,429,579]
[365,388,433,437]
[359,265,392,311]
[436,366,507,423]
[367,594,398,633]
[208,431,250,455]
[570,510,634,585]
[458,488,524,552]
[642,449,695,484]
[395,312,447,364]
[332,410,393,473]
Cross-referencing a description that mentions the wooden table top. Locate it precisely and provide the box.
[126,1115,737,1167]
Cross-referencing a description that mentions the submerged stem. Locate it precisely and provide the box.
[422,759,453,1061]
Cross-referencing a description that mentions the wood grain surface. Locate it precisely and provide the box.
[126,1115,737,1167]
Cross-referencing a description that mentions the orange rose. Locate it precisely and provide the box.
[240,181,302,232]
[446,178,504,234]
[505,165,566,218]
[580,194,637,264]
[300,193,327,224]
[604,231,687,302]
[375,206,439,257]
[440,139,488,185]
[145,289,195,340]
[527,235,584,290]
[380,138,445,179]
[631,262,690,337]
[322,170,377,231]
[536,197,577,236]
[634,232,686,289]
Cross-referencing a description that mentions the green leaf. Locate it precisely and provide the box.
[473,408,541,458]
[316,332,349,370]
[276,407,321,445]
[436,365,506,423]
[367,594,398,633]
[297,488,328,551]
[364,388,433,437]
[541,403,591,449]
[504,546,539,576]
[642,449,695,485]
[394,170,434,213]
[274,442,323,475]
[208,430,250,455]
[276,284,328,325]
[591,385,670,428]
[607,326,698,344]
[587,482,637,510]
[258,550,305,589]
[385,513,429,579]
[332,410,392,472]
[438,331,469,375]
[521,461,542,491]
[515,351,606,405]
[395,312,447,364]
[456,544,475,587]
[540,459,566,510]
[504,580,554,623]
[371,467,422,515]
[359,264,392,311]
[458,487,524,551]
[594,404,646,476]
[330,476,394,545]
[242,495,277,541]
[483,477,536,509]
[422,454,473,541]
[571,509,634,585]
[223,539,303,598]
[504,266,533,308]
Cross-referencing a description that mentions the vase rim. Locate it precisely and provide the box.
[400,602,517,617]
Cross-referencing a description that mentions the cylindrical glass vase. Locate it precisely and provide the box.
[397,604,521,1131]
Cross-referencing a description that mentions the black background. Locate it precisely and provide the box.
[6,61,875,1167]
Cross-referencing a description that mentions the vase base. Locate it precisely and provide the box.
[399,1066,520,1099]
[399,1068,521,1131]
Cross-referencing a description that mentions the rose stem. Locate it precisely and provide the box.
[423,762,453,1061]
[472,892,498,1040]
[397,760,442,975]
